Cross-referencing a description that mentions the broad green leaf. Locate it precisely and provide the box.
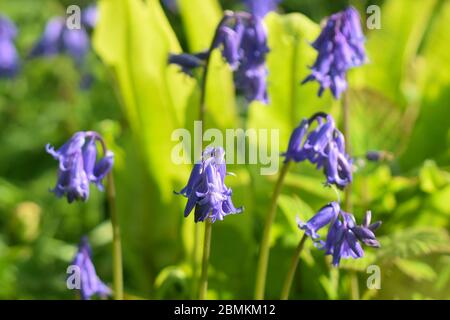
[93,0,192,199]
[278,194,314,232]
[400,1,450,169]
[284,171,340,201]
[348,1,439,159]
[93,0,195,293]
[178,0,222,51]
[352,0,438,106]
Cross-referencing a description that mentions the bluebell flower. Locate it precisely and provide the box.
[70,236,111,300]
[168,52,207,77]
[176,147,243,223]
[297,202,381,266]
[62,27,90,66]
[243,0,281,19]
[168,1,280,104]
[283,112,352,189]
[296,202,340,239]
[365,150,394,162]
[232,16,270,103]
[29,17,65,58]
[0,15,20,78]
[46,131,114,203]
[30,16,90,66]
[302,6,367,99]
[322,213,364,266]
[82,5,98,29]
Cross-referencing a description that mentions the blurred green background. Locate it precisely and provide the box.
[0,0,449,299]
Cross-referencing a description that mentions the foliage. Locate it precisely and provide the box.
[0,0,448,300]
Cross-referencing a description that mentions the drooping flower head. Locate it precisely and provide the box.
[46,131,114,203]
[212,2,275,104]
[365,150,394,162]
[0,15,20,78]
[168,1,281,104]
[297,202,381,266]
[302,6,367,99]
[70,236,111,300]
[168,52,207,77]
[283,112,352,189]
[176,147,243,223]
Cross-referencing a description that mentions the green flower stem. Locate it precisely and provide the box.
[106,172,123,300]
[343,90,357,300]
[255,161,291,300]
[280,233,307,300]
[191,223,201,299]
[193,14,234,299]
[350,271,360,300]
[198,219,213,300]
[342,91,353,212]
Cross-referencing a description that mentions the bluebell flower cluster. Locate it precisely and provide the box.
[297,202,381,266]
[46,131,114,203]
[30,17,88,66]
[283,112,352,188]
[29,6,97,66]
[217,11,270,103]
[70,236,111,300]
[302,6,366,99]
[168,0,280,104]
[176,147,243,223]
[0,15,20,78]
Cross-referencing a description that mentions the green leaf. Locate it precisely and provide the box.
[93,0,192,200]
[339,251,376,272]
[352,0,438,106]
[283,171,337,201]
[394,259,436,282]
[278,194,314,232]
[419,160,449,193]
[400,1,450,169]
[154,265,190,299]
[178,0,222,51]
[377,227,450,261]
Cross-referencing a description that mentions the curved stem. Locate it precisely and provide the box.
[280,233,307,300]
[106,172,123,300]
[254,161,291,300]
[198,219,213,300]
[198,12,233,121]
